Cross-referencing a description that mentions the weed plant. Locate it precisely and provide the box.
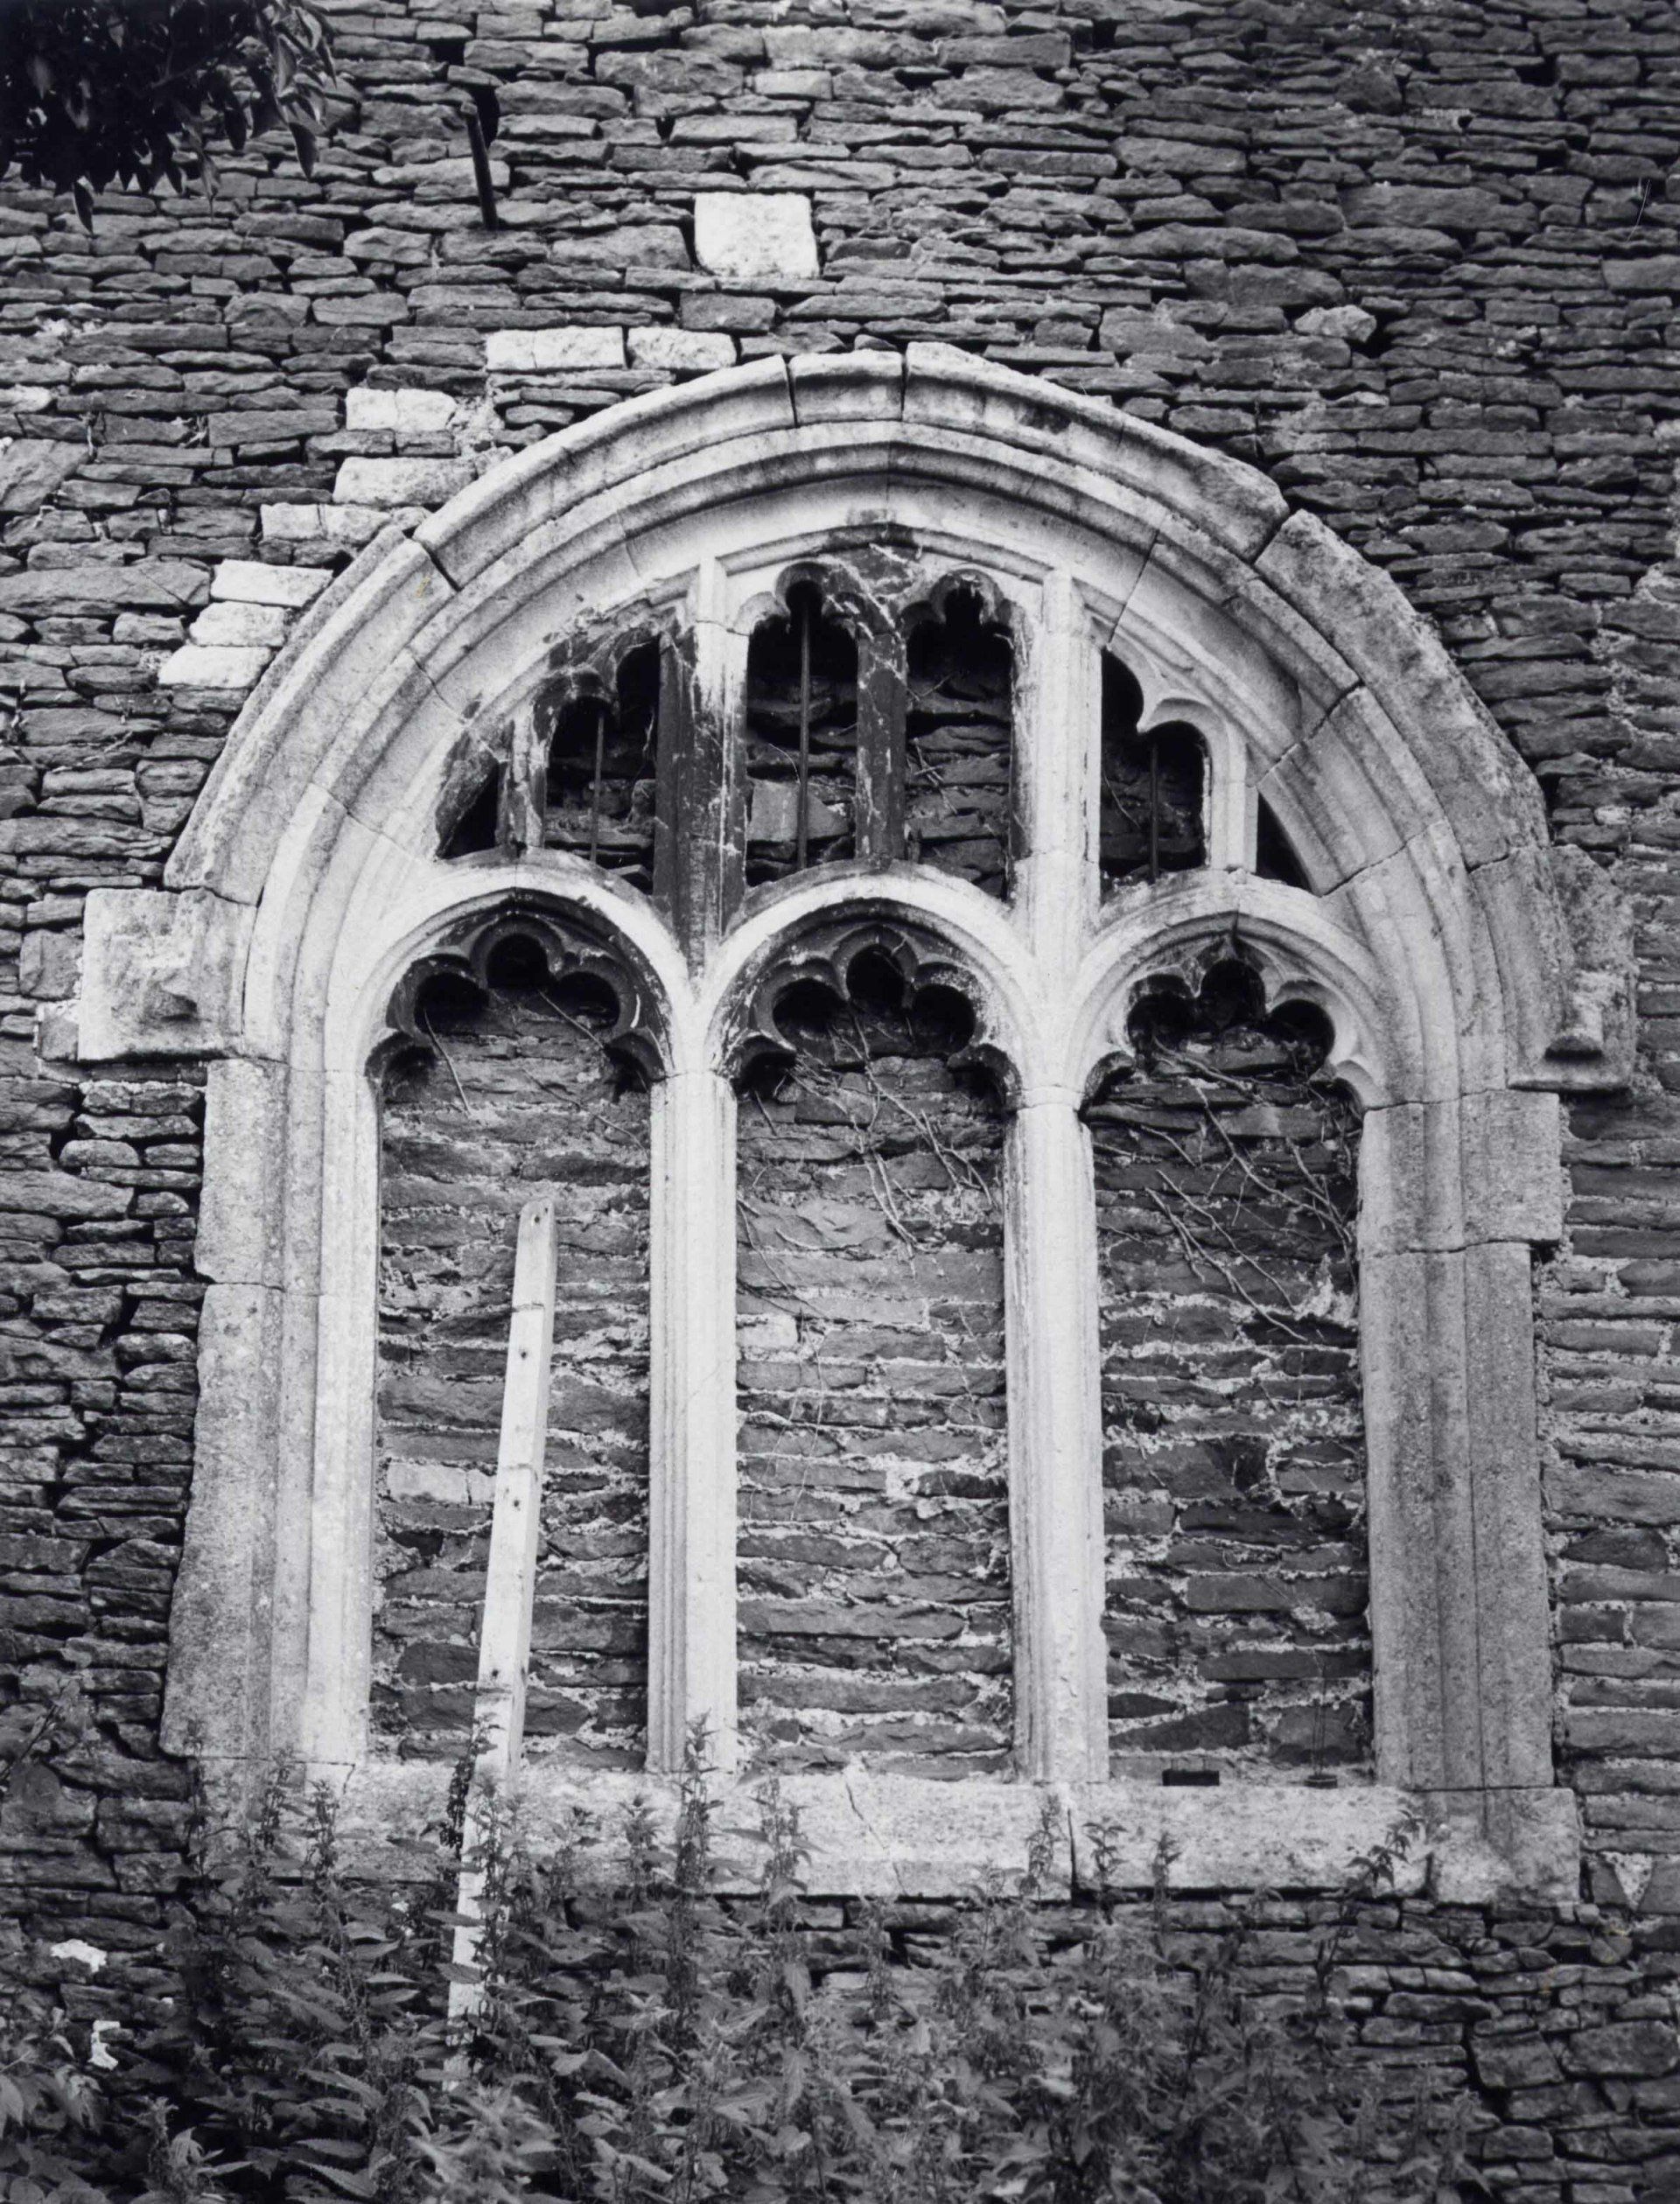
[0,1727,1474,2203]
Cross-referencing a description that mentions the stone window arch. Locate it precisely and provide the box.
[77,348,1632,1899]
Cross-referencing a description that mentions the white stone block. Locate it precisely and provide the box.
[484,326,627,373]
[190,600,290,647]
[627,327,736,372]
[693,192,818,280]
[332,456,475,508]
[211,559,332,609]
[261,503,395,549]
[157,642,271,690]
[346,385,459,435]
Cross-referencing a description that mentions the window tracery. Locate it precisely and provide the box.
[1098,654,1208,892]
[102,351,1622,1903]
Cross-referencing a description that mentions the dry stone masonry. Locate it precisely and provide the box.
[375,953,651,1767]
[3,0,1680,2190]
[1089,964,1368,1781]
[735,960,1012,1775]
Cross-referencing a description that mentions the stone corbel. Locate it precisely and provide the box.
[1543,842,1635,1085]
[1483,843,1634,1095]
[75,885,253,1061]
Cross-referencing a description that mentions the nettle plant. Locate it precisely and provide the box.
[0,1730,1474,2204]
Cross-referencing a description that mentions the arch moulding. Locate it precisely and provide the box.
[73,347,1634,1904]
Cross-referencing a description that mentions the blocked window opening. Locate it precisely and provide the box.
[734,950,1012,1776]
[1099,654,1207,892]
[439,761,502,860]
[744,582,859,888]
[1085,962,1368,1781]
[1256,797,1310,889]
[373,939,651,1767]
[540,642,660,890]
[905,585,1014,898]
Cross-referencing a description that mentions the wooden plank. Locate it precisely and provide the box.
[449,1193,559,2026]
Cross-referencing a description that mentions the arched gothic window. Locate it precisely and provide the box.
[80,351,1632,1900]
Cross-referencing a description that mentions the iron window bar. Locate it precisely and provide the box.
[589,695,609,868]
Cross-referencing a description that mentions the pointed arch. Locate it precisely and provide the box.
[80,349,1630,1901]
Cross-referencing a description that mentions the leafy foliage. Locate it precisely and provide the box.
[0,1732,1475,2203]
[0,0,336,227]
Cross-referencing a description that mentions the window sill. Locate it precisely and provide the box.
[316,1762,1579,1907]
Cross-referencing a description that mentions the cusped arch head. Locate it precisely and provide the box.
[712,894,1029,1109]
[1081,951,1365,1126]
[146,344,1622,1102]
[365,892,676,1090]
[1070,888,1395,1112]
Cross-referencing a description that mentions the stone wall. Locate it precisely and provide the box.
[374,955,651,1767]
[1089,965,1368,1781]
[3,0,1680,2183]
[735,963,1012,1774]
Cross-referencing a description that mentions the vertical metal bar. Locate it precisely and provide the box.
[1147,732,1160,885]
[449,1194,559,2032]
[589,696,608,866]
[795,593,812,872]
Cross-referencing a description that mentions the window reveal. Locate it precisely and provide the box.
[374,941,651,1768]
[1086,964,1368,1781]
[734,953,1012,1776]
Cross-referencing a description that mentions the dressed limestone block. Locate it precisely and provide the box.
[788,348,904,426]
[1110,528,1326,767]
[694,192,819,280]
[1256,683,1430,893]
[1327,829,1495,1104]
[77,886,251,1060]
[167,528,458,906]
[160,1282,286,1761]
[1424,1788,1581,1907]
[1472,842,1635,1092]
[415,356,796,591]
[902,344,1286,563]
[1256,511,1546,874]
[1461,1237,1552,1792]
[1070,1782,1428,1895]
[197,1059,291,1288]
[1359,1090,1564,1255]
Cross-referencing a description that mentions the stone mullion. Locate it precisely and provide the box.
[1000,564,1107,1782]
[1204,719,1253,875]
[647,1067,738,1774]
[657,560,736,963]
[1004,1094,1109,1784]
[1017,568,1096,970]
[854,622,906,865]
[499,695,543,856]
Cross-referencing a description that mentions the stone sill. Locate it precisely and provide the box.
[295,1762,1580,1907]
